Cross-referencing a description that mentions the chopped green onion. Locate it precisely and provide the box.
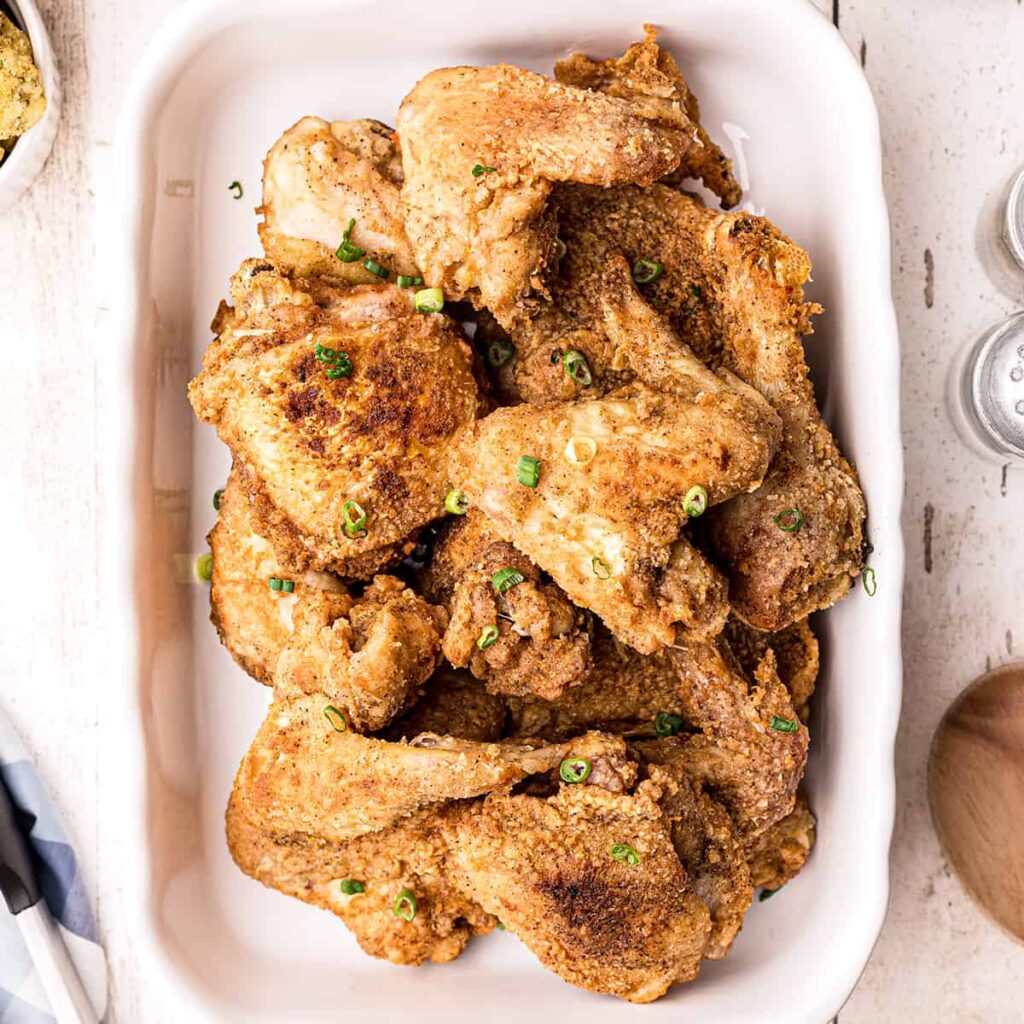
[492,567,525,594]
[769,715,798,733]
[774,508,804,533]
[324,704,349,732]
[689,283,702,301]
[281,580,295,594]
[477,624,500,649]
[610,843,640,865]
[268,577,284,592]
[393,889,418,921]
[758,888,778,902]
[195,553,213,582]
[862,567,877,596]
[486,338,515,367]
[228,180,243,200]
[326,361,352,380]
[445,489,469,515]
[591,556,611,579]
[335,218,365,262]
[363,257,389,279]
[397,275,424,287]
[212,488,224,511]
[339,879,365,895]
[562,349,593,387]
[472,164,498,176]
[632,258,664,284]
[516,455,541,488]
[654,711,683,738]
[495,920,506,931]
[414,287,444,313]
[684,485,708,518]
[314,343,352,378]
[559,757,592,784]
[342,500,368,539]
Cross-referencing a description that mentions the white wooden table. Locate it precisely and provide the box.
[1,1,1022,1020]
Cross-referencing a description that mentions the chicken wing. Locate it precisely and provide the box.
[745,792,816,892]
[554,25,741,208]
[441,781,712,1003]
[189,261,485,577]
[396,62,695,328]
[421,511,591,699]
[259,116,418,283]
[227,792,494,965]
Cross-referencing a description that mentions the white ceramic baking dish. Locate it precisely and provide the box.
[107,1,904,1020]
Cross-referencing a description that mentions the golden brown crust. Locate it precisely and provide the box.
[745,792,816,891]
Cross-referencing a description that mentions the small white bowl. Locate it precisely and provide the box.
[0,0,61,213]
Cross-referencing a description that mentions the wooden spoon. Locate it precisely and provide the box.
[928,662,1024,942]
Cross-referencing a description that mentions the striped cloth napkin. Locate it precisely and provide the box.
[0,709,107,1023]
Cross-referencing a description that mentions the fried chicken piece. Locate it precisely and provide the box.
[258,116,418,283]
[236,694,629,842]
[448,309,780,652]
[441,780,712,1003]
[396,62,695,328]
[643,763,752,960]
[381,666,507,743]
[273,575,447,732]
[554,25,740,208]
[189,262,485,576]
[421,511,591,699]
[723,615,819,720]
[745,792,816,891]
[227,792,494,965]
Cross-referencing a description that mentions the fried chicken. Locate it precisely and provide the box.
[189,262,485,576]
[227,792,495,965]
[441,780,712,1003]
[448,299,781,652]
[421,511,591,699]
[745,792,816,891]
[259,116,418,283]
[554,25,740,208]
[396,62,694,328]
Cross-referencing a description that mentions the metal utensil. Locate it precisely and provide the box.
[0,773,99,1024]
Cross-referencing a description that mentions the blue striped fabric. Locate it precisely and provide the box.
[0,709,107,1023]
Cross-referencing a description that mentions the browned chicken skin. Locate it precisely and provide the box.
[422,511,591,699]
[745,791,816,891]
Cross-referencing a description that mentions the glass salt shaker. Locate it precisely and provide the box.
[975,165,1024,306]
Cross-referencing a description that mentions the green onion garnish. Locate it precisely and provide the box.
[654,711,683,738]
[445,489,469,515]
[769,715,798,733]
[559,757,592,784]
[363,257,389,279]
[562,349,593,387]
[314,343,353,378]
[516,455,541,488]
[397,275,424,287]
[684,485,708,518]
[393,889,418,921]
[339,879,365,895]
[472,164,498,176]
[610,843,640,865]
[335,218,365,263]
[862,567,877,596]
[268,577,284,591]
[591,556,611,579]
[342,500,368,538]
[689,283,702,301]
[492,567,525,594]
[228,181,243,200]
[324,704,348,732]
[195,553,213,582]
[758,888,778,902]
[282,580,295,593]
[212,489,224,511]
[774,508,804,533]
[496,921,506,931]
[486,338,515,367]
[327,362,352,380]
[477,624,499,649]
[414,287,444,313]
[632,258,664,284]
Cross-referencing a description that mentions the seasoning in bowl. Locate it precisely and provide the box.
[0,12,47,165]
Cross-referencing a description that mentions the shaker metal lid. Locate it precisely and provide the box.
[971,311,1024,458]
[1003,167,1024,273]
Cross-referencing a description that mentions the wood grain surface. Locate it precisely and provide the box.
[0,1,1022,1021]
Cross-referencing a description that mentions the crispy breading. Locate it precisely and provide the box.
[189,263,485,576]
[258,116,418,283]
[396,62,694,328]
[0,14,45,159]
[422,511,591,699]
[745,792,816,891]
[441,780,712,1002]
